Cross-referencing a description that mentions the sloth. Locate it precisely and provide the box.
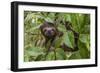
[40,21,79,59]
[40,22,63,45]
[40,22,58,39]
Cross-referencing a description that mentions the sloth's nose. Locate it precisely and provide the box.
[47,31,51,35]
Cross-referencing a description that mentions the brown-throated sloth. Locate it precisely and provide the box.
[40,21,79,59]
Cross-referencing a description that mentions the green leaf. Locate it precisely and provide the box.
[53,36,63,48]
[79,34,90,43]
[64,14,72,22]
[63,31,74,48]
[25,47,44,57]
[26,24,41,32]
[25,13,35,24]
[45,17,54,23]
[75,14,90,33]
[35,55,44,61]
[24,55,29,62]
[46,52,55,60]
[56,48,66,60]
[68,51,82,59]
[78,41,90,59]
[58,24,66,32]
[70,14,79,32]
[79,34,90,51]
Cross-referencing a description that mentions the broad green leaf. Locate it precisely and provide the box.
[68,51,82,59]
[70,14,79,32]
[58,24,66,32]
[78,41,90,59]
[79,34,90,51]
[35,55,44,61]
[25,13,35,24]
[79,34,89,43]
[62,31,74,48]
[65,14,72,22]
[25,47,44,57]
[46,52,55,60]
[45,17,54,23]
[53,36,63,48]
[56,48,66,60]
[24,55,29,62]
[26,24,41,32]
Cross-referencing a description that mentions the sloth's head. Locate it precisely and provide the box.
[43,26,56,38]
[40,22,57,38]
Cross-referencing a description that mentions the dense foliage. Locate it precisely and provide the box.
[24,11,90,62]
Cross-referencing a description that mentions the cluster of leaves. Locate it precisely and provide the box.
[24,11,90,62]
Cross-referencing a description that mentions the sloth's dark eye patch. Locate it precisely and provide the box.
[43,29,47,32]
[51,29,55,32]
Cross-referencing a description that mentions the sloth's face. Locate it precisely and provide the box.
[43,27,56,38]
